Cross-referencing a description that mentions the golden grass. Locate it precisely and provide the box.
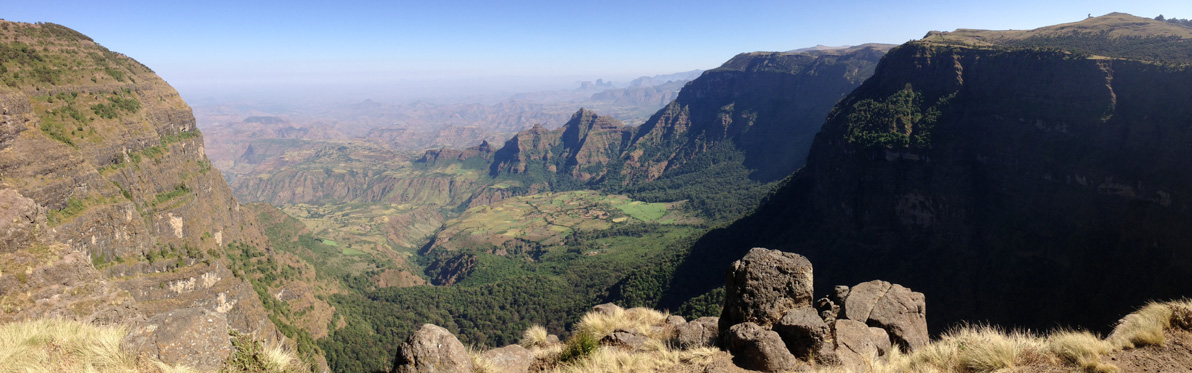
[575,306,670,341]
[0,318,135,372]
[868,300,1192,373]
[0,318,308,373]
[1107,303,1173,349]
[468,345,499,373]
[521,324,550,348]
[0,318,207,373]
[262,342,301,372]
[551,346,721,373]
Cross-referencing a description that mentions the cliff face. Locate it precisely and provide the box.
[616,45,891,184]
[488,108,632,182]
[665,14,1192,333]
[0,21,303,367]
[480,46,890,194]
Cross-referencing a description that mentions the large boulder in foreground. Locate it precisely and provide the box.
[842,280,928,350]
[393,324,473,373]
[720,248,814,333]
[121,307,232,371]
[674,316,720,349]
[723,322,800,372]
[833,319,891,372]
[773,307,831,360]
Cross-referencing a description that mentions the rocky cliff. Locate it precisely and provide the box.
[664,13,1192,333]
[613,45,892,185]
[0,21,321,369]
[488,108,633,183]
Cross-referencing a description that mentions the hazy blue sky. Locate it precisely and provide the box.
[6,1,1192,102]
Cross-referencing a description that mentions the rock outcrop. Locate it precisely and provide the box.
[393,324,473,373]
[723,322,800,372]
[842,280,929,350]
[773,307,831,359]
[715,247,927,370]
[121,308,232,371]
[720,247,814,332]
[674,316,720,349]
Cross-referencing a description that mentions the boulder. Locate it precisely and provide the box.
[833,319,885,373]
[482,345,534,373]
[773,307,830,359]
[815,297,840,324]
[393,324,473,373]
[720,248,814,333]
[723,322,799,372]
[666,315,688,327]
[842,280,928,350]
[602,328,649,350]
[675,316,720,349]
[592,302,623,315]
[121,307,232,371]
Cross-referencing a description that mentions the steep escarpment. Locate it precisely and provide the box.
[473,47,891,220]
[0,21,324,369]
[664,13,1192,334]
[489,108,632,183]
[613,44,891,185]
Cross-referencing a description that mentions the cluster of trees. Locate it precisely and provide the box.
[318,223,708,373]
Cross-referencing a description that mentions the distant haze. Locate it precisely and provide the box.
[6,1,1191,104]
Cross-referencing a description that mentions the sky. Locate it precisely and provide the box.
[6,0,1192,103]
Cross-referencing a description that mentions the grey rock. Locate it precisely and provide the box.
[393,324,473,373]
[0,188,44,253]
[723,322,798,372]
[121,307,232,371]
[482,345,534,373]
[833,319,883,373]
[773,307,830,359]
[592,302,623,315]
[832,285,850,305]
[720,248,814,334]
[602,329,648,350]
[674,316,720,349]
[666,315,688,327]
[842,280,928,350]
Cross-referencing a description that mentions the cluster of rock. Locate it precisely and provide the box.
[390,247,927,372]
[716,248,928,372]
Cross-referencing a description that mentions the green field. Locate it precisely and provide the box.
[429,190,698,253]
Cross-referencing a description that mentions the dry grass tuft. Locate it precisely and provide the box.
[1107,303,1172,349]
[262,342,299,372]
[468,345,499,373]
[1047,329,1111,369]
[575,307,669,341]
[551,346,721,373]
[521,324,550,348]
[871,324,1043,373]
[0,318,202,373]
[0,318,135,372]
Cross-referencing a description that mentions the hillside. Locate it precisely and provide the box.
[0,21,326,370]
[662,13,1192,334]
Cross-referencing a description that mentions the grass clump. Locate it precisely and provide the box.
[521,324,550,348]
[1107,303,1173,349]
[557,333,598,363]
[221,330,304,373]
[0,318,201,372]
[575,306,669,341]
